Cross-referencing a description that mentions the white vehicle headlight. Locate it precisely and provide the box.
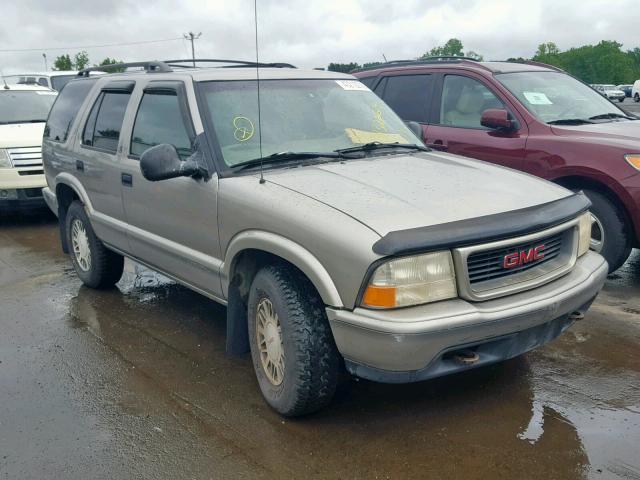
[577,211,592,257]
[0,149,11,168]
[361,251,457,309]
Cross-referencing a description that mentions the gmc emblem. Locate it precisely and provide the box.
[503,245,545,269]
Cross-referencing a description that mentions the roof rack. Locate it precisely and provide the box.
[351,56,482,73]
[78,58,296,77]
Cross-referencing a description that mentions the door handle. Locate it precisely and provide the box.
[121,173,133,187]
[75,160,84,172]
[425,140,448,151]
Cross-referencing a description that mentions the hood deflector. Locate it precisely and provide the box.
[372,192,591,256]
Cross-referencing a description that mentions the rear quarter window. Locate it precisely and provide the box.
[44,79,97,143]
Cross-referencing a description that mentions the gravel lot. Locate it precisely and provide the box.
[1,209,639,480]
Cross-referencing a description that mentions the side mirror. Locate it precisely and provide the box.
[139,144,201,182]
[480,109,515,131]
[405,121,424,140]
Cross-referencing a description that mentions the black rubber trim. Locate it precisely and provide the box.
[372,192,591,256]
[102,80,135,93]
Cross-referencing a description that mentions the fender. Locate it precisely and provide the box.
[55,172,94,212]
[222,230,344,308]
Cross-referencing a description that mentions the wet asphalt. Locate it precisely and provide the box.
[1,211,639,480]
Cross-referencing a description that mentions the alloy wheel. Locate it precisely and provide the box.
[256,298,285,386]
[71,219,92,271]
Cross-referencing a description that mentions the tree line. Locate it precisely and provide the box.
[328,38,640,84]
[53,51,125,72]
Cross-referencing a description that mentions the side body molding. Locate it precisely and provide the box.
[222,230,344,308]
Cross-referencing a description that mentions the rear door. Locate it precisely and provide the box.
[373,73,434,139]
[119,80,224,298]
[424,73,528,169]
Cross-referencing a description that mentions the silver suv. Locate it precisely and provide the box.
[42,60,608,416]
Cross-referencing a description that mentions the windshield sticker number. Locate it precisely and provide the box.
[345,128,408,145]
[233,116,255,142]
[335,80,370,91]
[523,91,553,105]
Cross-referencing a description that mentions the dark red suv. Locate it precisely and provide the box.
[353,59,640,272]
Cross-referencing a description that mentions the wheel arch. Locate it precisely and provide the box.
[222,230,344,355]
[553,174,638,245]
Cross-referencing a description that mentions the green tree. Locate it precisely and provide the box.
[327,62,361,73]
[422,38,464,58]
[73,51,90,70]
[53,54,73,71]
[96,57,126,73]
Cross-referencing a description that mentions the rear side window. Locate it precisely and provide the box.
[44,79,96,142]
[382,75,432,123]
[82,92,131,153]
[130,92,193,159]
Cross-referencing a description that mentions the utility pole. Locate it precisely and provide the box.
[183,32,202,67]
[42,53,48,71]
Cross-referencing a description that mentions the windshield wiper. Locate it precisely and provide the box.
[335,142,430,154]
[588,112,637,121]
[547,118,595,125]
[231,151,342,171]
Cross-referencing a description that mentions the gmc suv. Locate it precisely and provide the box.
[42,60,606,416]
[354,58,640,272]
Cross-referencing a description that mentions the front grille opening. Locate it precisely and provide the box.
[467,233,564,284]
[18,170,44,176]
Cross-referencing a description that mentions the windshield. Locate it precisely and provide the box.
[0,90,57,124]
[51,75,76,91]
[496,72,626,124]
[198,79,420,167]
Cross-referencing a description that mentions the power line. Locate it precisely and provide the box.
[0,37,184,53]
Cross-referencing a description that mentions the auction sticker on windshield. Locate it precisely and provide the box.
[335,80,369,91]
[523,91,553,105]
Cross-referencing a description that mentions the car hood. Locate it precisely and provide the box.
[0,122,45,148]
[550,120,640,149]
[264,152,570,236]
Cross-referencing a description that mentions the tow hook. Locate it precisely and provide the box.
[452,349,480,365]
[569,310,585,321]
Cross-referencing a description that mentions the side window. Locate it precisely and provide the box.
[82,92,131,153]
[130,92,193,159]
[372,77,387,98]
[38,77,48,87]
[44,79,96,142]
[382,75,432,123]
[440,75,504,129]
[358,76,377,89]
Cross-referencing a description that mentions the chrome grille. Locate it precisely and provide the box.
[7,146,42,169]
[453,219,579,302]
[467,232,563,284]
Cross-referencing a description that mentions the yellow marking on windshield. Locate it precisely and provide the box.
[372,103,388,132]
[233,116,255,142]
[345,128,409,145]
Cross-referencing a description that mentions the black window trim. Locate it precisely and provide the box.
[43,78,98,144]
[79,85,134,155]
[127,80,196,161]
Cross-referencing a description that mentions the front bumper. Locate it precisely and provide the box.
[0,188,47,211]
[327,251,607,383]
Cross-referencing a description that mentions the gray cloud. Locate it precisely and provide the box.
[1,0,638,74]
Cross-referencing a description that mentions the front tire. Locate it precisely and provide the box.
[581,189,631,273]
[248,264,340,417]
[65,201,124,288]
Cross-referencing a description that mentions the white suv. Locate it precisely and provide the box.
[0,84,57,211]
[633,79,640,102]
[3,71,104,91]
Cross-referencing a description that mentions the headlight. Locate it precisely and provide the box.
[578,211,592,257]
[625,154,640,171]
[0,149,11,168]
[361,251,457,309]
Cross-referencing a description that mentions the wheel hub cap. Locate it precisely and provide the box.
[256,298,285,386]
[71,219,91,272]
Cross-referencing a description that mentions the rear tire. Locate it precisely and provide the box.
[618,97,625,103]
[581,189,631,273]
[65,201,124,288]
[635,93,640,103]
[248,264,340,416]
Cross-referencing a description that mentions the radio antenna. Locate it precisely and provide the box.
[254,0,265,184]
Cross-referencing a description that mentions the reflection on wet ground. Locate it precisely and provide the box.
[1,213,639,479]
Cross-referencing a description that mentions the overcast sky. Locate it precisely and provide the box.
[1,0,638,74]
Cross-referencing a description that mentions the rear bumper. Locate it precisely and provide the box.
[326,251,607,383]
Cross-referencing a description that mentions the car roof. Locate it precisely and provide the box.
[0,84,56,92]
[4,71,105,77]
[353,59,559,76]
[79,67,356,83]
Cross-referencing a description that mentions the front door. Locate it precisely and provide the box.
[119,80,224,299]
[424,74,528,170]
